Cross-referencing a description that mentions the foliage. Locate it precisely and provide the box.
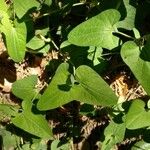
[0,0,150,149]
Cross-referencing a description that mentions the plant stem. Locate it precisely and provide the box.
[52,40,59,50]
[114,31,135,40]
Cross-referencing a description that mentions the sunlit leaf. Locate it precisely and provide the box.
[68,9,120,50]
[0,0,8,12]
[12,75,38,101]
[14,0,40,18]
[125,99,150,129]
[132,140,150,150]
[12,110,53,139]
[4,21,27,62]
[102,120,126,150]
[37,63,117,110]
[117,0,136,30]
[121,40,150,94]
[26,36,45,50]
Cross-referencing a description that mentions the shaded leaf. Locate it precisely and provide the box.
[121,40,150,94]
[12,110,53,139]
[60,41,91,67]
[37,63,73,110]
[68,9,120,50]
[12,75,38,101]
[125,99,150,129]
[44,0,52,6]
[87,46,103,66]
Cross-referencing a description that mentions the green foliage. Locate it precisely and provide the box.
[0,104,19,119]
[132,140,150,150]
[26,36,46,50]
[102,120,126,150]
[37,63,117,110]
[12,110,53,139]
[117,0,136,30]
[51,140,70,150]
[12,75,38,101]
[68,9,120,49]
[4,22,27,62]
[125,99,150,129]
[14,0,40,19]
[121,40,150,94]
[0,128,21,149]
[1,0,150,149]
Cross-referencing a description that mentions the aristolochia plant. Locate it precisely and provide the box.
[1,0,150,149]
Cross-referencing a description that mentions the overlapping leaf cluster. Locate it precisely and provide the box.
[1,0,150,149]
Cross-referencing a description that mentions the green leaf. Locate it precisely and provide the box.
[4,21,27,62]
[0,12,26,62]
[0,0,8,12]
[51,140,70,150]
[44,0,52,6]
[0,104,19,119]
[12,75,38,101]
[132,140,150,150]
[0,128,20,150]
[30,139,48,150]
[37,63,74,110]
[75,65,117,105]
[0,10,12,33]
[26,36,45,50]
[121,40,150,94]
[12,110,53,139]
[102,121,126,150]
[87,46,103,66]
[14,0,40,19]
[117,0,136,30]
[133,28,141,39]
[37,63,117,110]
[68,9,120,50]
[125,99,150,129]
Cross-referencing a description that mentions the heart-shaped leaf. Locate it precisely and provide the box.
[125,99,150,129]
[12,110,53,139]
[68,9,120,50]
[37,63,117,110]
[121,40,150,94]
[12,75,38,101]
[14,0,40,19]
[102,121,126,150]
